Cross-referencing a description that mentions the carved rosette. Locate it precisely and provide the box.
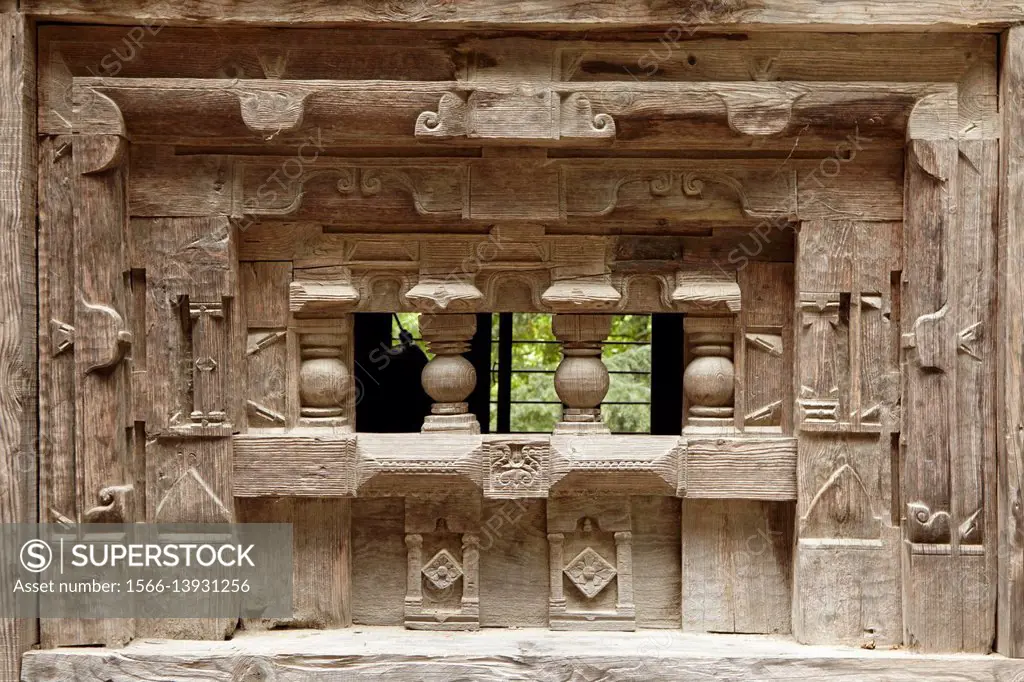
[564,546,617,598]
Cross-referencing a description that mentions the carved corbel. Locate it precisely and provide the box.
[541,238,621,311]
[290,267,361,317]
[415,92,469,138]
[236,88,310,138]
[72,85,127,139]
[906,88,959,143]
[407,278,484,312]
[718,86,803,136]
[671,268,741,314]
[77,300,133,373]
[560,93,616,140]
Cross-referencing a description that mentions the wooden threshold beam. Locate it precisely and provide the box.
[20,628,1024,681]
[19,0,1024,30]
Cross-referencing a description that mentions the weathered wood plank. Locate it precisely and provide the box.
[18,1,1024,29]
[20,628,1024,681]
[0,11,34,682]
[61,77,953,152]
[683,438,797,501]
[998,25,1024,659]
[682,500,792,634]
[238,498,352,629]
[793,220,902,649]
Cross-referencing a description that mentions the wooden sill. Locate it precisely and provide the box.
[22,628,1024,681]
[232,432,797,500]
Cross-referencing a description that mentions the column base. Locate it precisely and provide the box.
[553,407,610,435]
[422,413,481,434]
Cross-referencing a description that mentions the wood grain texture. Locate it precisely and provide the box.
[683,438,797,500]
[17,0,1024,28]
[0,12,34,682]
[682,500,792,634]
[998,25,1024,659]
[55,77,954,153]
[20,628,1024,681]
[238,498,352,629]
[793,220,902,649]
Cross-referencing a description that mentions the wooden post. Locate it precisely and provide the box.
[0,11,35,682]
[902,106,997,651]
[998,25,1024,659]
[792,220,902,648]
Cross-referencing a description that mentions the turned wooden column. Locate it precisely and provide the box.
[419,313,480,434]
[552,314,612,434]
[683,317,736,430]
[298,328,352,429]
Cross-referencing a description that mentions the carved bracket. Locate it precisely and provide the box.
[77,299,132,373]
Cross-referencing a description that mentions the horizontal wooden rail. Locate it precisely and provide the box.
[233,432,797,500]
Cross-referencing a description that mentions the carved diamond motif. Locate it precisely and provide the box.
[422,549,463,590]
[564,546,616,599]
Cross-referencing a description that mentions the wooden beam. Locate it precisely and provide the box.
[232,433,796,500]
[19,628,1024,681]
[18,0,1024,29]
[38,30,996,141]
[0,11,35,682]
[62,77,953,152]
[998,25,1024,659]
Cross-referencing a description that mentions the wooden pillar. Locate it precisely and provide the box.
[902,107,997,651]
[792,220,902,648]
[998,25,1024,659]
[0,11,35,682]
[552,314,611,434]
[547,533,566,612]
[419,313,480,434]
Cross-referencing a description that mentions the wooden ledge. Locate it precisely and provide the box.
[233,432,796,500]
[21,628,1024,681]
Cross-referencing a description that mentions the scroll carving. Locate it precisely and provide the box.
[560,93,616,140]
[565,170,781,219]
[83,485,134,523]
[415,92,469,138]
[906,501,952,544]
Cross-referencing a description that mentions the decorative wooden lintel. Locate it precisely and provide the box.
[72,77,956,149]
[232,433,796,500]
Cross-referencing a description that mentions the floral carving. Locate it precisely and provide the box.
[564,546,616,599]
[422,549,463,591]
